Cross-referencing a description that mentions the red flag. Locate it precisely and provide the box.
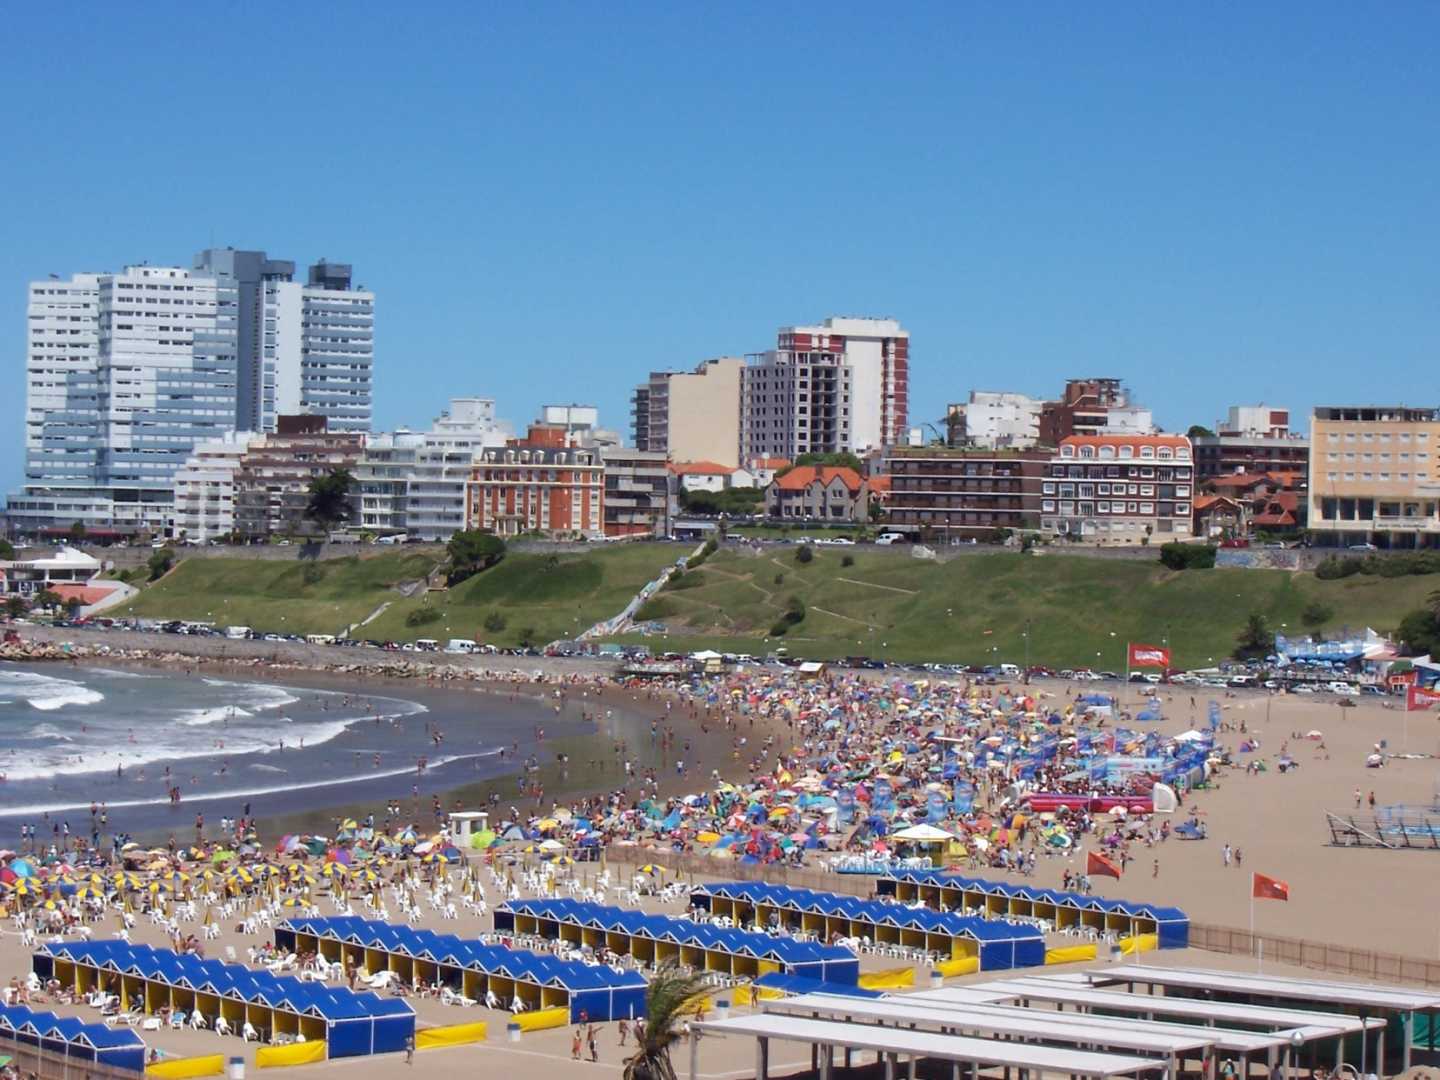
[1407,685,1440,712]
[1128,643,1171,669]
[1252,872,1289,901]
[1088,850,1122,879]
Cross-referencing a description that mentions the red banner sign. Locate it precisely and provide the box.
[1408,685,1440,712]
[1128,643,1172,668]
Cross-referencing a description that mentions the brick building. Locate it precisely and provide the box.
[464,424,603,538]
[233,415,364,538]
[765,466,873,523]
[883,447,1049,540]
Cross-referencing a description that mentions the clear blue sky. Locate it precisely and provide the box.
[3,3,1437,489]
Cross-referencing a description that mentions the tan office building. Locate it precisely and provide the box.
[631,358,742,468]
[1308,406,1440,549]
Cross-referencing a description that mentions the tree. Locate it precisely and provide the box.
[447,530,506,583]
[0,538,14,560]
[147,548,174,582]
[65,597,83,619]
[67,520,87,544]
[1397,608,1440,658]
[1187,424,1216,439]
[1300,599,1334,632]
[304,469,355,532]
[1234,612,1273,660]
[5,596,26,619]
[483,611,507,633]
[795,544,814,564]
[623,963,713,1080]
[32,589,62,611]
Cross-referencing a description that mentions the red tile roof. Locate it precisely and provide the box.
[773,466,864,493]
[868,475,891,494]
[50,582,124,606]
[670,460,736,476]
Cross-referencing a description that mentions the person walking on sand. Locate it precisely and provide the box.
[1153,858,1159,878]
[1368,790,1376,809]
[587,1025,599,1063]
[618,1018,629,1047]
[572,1028,583,1060]
[1222,843,1232,867]
[1354,787,1362,808]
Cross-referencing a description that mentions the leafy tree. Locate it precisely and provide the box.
[1300,599,1334,632]
[0,538,14,560]
[447,530,506,583]
[67,520,87,544]
[32,589,62,611]
[795,544,814,564]
[65,597,83,618]
[1397,608,1440,657]
[5,596,26,619]
[304,469,355,531]
[1187,424,1216,439]
[1234,612,1273,660]
[678,487,764,516]
[1159,542,1216,570]
[147,548,174,582]
[841,554,855,568]
[623,963,712,1080]
[405,605,442,628]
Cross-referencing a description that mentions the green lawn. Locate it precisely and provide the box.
[118,552,443,636]
[362,543,683,646]
[607,547,1438,668]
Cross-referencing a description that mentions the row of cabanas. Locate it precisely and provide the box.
[0,1003,146,1073]
[276,916,646,1023]
[875,870,1190,949]
[689,881,1046,971]
[33,941,414,1058]
[496,899,861,985]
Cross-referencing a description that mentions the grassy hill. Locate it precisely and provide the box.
[610,546,1436,669]
[118,544,681,645]
[118,551,444,637]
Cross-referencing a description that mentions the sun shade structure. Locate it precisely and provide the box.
[876,869,1190,948]
[916,977,1388,1078]
[34,941,414,1059]
[1096,965,1440,1077]
[0,1004,146,1073]
[276,915,646,1022]
[496,898,860,984]
[691,1012,1166,1080]
[751,974,883,1000]
[690,881,1045,971]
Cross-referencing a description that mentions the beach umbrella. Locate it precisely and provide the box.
[422,853,449,865]
[636,864,665,876]
[73,886,106,901]
[320,862,349,878]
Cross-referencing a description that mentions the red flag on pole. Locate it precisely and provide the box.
[1127,643,1172,668]
[1252,872,1289,901]
[1088,850,1122,879]
[1407,685,1440,712]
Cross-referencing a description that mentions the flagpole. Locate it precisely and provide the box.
[1250,877,1261,972]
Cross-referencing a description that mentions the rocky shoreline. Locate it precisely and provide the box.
[4,623,620,685]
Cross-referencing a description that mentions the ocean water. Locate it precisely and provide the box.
[0,661,593,837]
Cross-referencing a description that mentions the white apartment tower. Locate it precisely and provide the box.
[777,317,909,451]
[13,265,240,534]
[10,248,374,536]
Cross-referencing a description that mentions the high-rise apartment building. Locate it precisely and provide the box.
[233,415,365,538]
[740,348,854,461]
[1308,406,1440,549]
[169,431,255,543]
[777,317,909,450]
[631,358,743,467]
[10,249,374,537]
[11,265,240,535]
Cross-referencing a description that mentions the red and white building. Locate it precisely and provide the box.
[465,425,604,538]
[1041,434,1194,545]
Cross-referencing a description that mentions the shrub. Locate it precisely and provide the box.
[483,611,507,633]
[773,573,785,585]
[147,548,175,582]
[405,606,442,628]
[1315,557,1362,580]
[302,563,325,586]
[795,545,814,564]
[1159,542,1215,570]
[769,620,790,637]
[517,626,539,647]
[841,554,855,568]
[668,571,703,591]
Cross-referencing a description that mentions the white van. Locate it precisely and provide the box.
[415,639,440,652]
[224,626,251,640]
[446,639,478,654]
[998,663,1021,678]
[1329,681,1359,696]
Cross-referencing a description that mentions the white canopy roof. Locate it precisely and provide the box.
[1098,964,1440,1012]
[891,823,955,842]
